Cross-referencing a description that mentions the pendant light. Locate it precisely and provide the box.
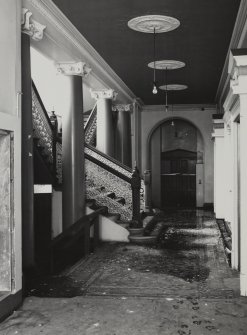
[165,67,168,111]
[152,27,158,94]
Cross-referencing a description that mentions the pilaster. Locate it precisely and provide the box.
[21,10,46,269]
[212,116,225,219]
[228,49,247,295]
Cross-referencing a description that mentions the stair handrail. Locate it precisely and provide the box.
[85,143,132,182]
[84,102,97,130]
[32,81,54,130]
[32,80,59,183]
[84,103,97,145]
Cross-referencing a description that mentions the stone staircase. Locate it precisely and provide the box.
[31,80,157,244]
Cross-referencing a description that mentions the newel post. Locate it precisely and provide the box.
[130,166,142,228]
[50,111,58,182]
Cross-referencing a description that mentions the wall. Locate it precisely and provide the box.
[0,0,22,314]
[31,48,95,115]
[52,190,63,238]
[141,105,215,205]
[161,120,197,152]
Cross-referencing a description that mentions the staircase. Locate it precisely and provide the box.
[31,81,147,243]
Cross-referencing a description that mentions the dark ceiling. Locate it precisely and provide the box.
[53,0,240,105]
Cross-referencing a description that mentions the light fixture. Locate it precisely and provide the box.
[127,15,181,96]
[164,67,168,111]
[152,27,158,94]
[159,82,188,112]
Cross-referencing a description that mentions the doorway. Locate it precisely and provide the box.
[150,119,202,209]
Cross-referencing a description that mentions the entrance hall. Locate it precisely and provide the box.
[1,0,247,332]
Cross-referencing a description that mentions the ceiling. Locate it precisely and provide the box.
[53,0,240,105]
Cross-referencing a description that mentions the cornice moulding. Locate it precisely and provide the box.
[223,87,239,113]
[23,0,138,104]
[215,0,247,104]
[142,104,217,112]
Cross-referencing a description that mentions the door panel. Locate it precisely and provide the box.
[161,149,196,208]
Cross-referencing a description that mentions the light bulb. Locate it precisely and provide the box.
[152,84,158,94]
[171,121,174,127]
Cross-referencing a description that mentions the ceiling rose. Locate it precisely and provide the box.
[127,15,180,33]
[159,84,188,91]
[148,60,185,70]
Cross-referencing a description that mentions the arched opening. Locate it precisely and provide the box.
[149,118,204,209]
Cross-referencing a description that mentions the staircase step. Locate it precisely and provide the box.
[95,186,105,192]
[128,235,157,245]
[115,197,126,205]
[106,192,115,199]
[128,227,144,236]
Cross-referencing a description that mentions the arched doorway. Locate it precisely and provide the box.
[149,118,204,209]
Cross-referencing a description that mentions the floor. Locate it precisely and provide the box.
[1,209,247,335]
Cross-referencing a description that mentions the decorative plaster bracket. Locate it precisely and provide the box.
[229,49,247,95]
[212,119,224,139]
[90,89,118,101]
[21,8,46,41]
[112,104,132,112]
[56,61,91,77]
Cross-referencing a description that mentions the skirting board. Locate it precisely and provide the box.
[0,290,22,322]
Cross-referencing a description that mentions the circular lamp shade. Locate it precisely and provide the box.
[148,60,185,70]
[159,84,188,91]
[127,15,180,33]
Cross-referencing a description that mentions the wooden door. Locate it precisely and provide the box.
[161,149,196,208]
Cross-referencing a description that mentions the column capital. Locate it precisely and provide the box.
[133,98,143,109]
[229,49,247,95]
[56,62,91,77]
[21,8,46,41]
[90,89,117,101]
[112,104,133,112]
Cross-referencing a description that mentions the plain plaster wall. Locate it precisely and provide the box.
[0,0,22,295]
[141,105,215,205]
[52,190,63,238]
[161,120,197,152]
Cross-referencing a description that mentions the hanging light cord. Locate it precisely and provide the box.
[153,27,156,83]
[165,67,168,109]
